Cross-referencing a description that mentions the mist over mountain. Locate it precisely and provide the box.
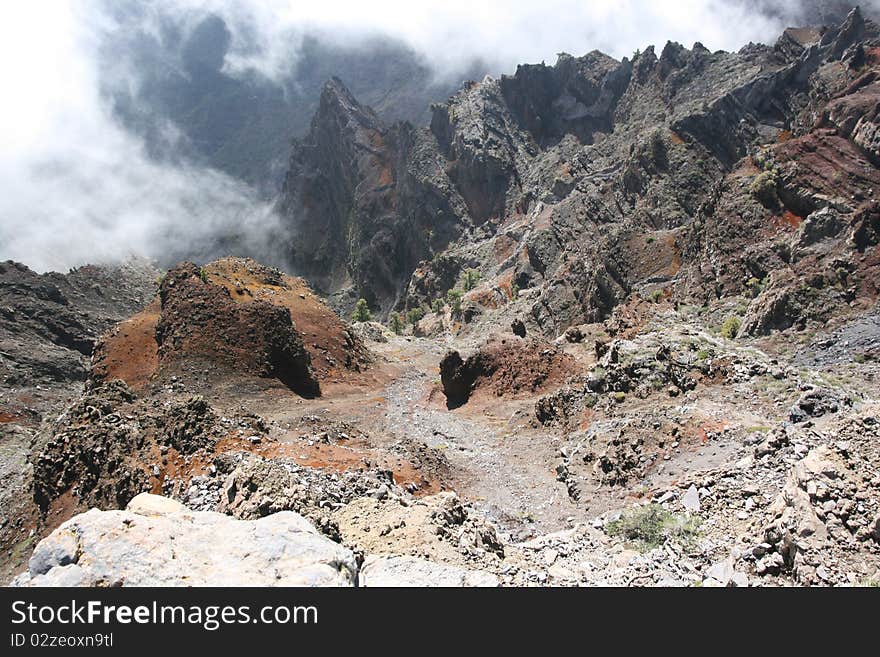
[1,1,878,272]
[103,4,483,194]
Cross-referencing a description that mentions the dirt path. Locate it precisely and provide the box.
[378,339,577,537]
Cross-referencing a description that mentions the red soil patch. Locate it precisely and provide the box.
[91,298,160,392]
[493,235,517,263]
[211,435,442,496]
[496,269,517,300]
[622,230,682,280]
[773,210,804,230]
[440,336,579,408]
[776,130,794,143]
[668,130,685,145]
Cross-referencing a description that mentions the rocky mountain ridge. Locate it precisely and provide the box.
[279,8,880,341]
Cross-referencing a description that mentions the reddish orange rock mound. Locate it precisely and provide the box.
[91,298,160,391]
[202,258,371,379]
[156,262,320,397]
[91,258,371,393]
[440,335,578,409]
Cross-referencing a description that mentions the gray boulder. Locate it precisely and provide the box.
[14,494,356,587]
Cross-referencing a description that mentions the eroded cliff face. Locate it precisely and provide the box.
[278,78,468,312]
[279,8,880,336]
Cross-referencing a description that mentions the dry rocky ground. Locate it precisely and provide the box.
[3,257,879,587]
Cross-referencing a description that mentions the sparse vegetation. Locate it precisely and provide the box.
[720,315,741,339]
[749,170,779,207]
[352,298,372,323]
[613,391,627,404]
[388,312,403,335]
[606,504,701,552]
[431,298,444,314]
[406,306,426,327]
[745,277,763,298]
[462,269,480,292]
[446,289,463,318]
[198,267,209,284]
[649,289,663,303]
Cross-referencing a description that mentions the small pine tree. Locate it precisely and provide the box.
[431,298,444,314]
[389,312,403,335]
[446,289,463,318]
[462,269,480,291]
[720,316,741,339]
[406,307,426,326]
[352,298,372,323]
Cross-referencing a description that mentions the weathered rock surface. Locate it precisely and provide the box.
[359,555,499,587]
[14,494,357,587]
[156,262,320,396]
[440,336,576,408]
[0,259,157,386]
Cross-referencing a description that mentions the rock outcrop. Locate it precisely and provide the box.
[278,78,468,313]
[14,494,357,587]
[440,336,576,408]
[155,262,320,396]
[0,259,157,387]
[278,9,880,338]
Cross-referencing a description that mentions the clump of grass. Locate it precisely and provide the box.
[720,315,741,339]
[749,170,779,207]
[613,391,627,404]
[606,504,700,552]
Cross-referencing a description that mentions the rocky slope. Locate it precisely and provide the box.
[278,8,880,341]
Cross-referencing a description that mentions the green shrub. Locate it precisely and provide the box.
[462,269,480,291]
[749,170,779,206]
[352,298,372,323]
[388,312,403,335]
[406,307,426,326]
[606,504,700,552]
[446,289,463,317]
[613,391,626,404]
[431,298,444,314]
[745,277,763,298]
[649,289,663,303]
[198,267,209,284]
[720,316,741,339]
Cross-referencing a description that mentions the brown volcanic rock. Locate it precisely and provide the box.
[156,262,319,396]
[440,336,577,409]
[279,78,467,313]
